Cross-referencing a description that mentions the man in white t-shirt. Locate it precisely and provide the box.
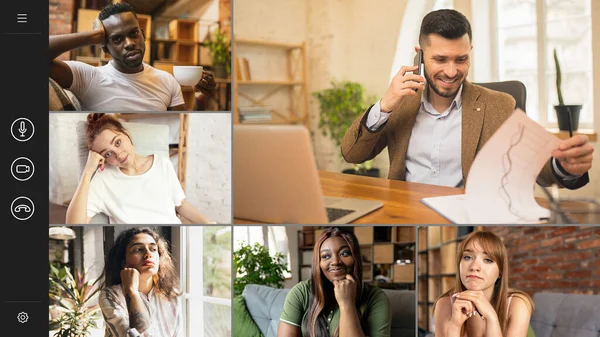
[49,2,218,111]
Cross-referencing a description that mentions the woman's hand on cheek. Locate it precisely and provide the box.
[121,267,140,295]
[333,274,357,310]
[84,150,105,176]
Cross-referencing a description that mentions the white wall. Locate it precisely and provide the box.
[49,113,87,205]
[185,113,232,223]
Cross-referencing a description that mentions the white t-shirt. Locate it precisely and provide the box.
[99,285,183,337]
[65,61,185,111]
[86,154,186,224]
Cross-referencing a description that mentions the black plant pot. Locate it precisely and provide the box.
[342,168,380,178]
[554,105,581,131]
[213,64,228,79]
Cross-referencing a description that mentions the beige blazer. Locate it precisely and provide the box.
[341,81,567,188]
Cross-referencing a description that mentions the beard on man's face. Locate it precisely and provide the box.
[424,68,464,98]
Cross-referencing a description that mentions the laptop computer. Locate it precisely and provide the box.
[234,124,383,224]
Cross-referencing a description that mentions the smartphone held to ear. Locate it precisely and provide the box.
[413,50,424,91]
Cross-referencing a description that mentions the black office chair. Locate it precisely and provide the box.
[474,80,527,112]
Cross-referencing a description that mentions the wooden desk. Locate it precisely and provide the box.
[234,170,464,224]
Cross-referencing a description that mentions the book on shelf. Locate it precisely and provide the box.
[239,115,272,123]
[238,105,272,123]
[235,57,252,81]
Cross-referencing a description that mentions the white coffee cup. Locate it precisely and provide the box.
[173,66,204,86]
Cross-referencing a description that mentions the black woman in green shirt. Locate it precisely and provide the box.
[278,227,392,337]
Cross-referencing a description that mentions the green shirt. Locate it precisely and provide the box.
[279,280,391,337]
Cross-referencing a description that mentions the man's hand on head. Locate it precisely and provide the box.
[552,135,594,176]
[92,18,107,45]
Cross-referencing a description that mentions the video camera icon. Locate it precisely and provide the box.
[11,157,35,181]
[11,196,34,221]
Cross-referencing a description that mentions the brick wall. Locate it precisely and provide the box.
[488,226,600,295]
[49,0,75,61]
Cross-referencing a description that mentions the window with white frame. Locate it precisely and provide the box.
[389,0,453,82]
[234,226,292,279]
[496,0,593,128]
[433,0,453,10]
[181,226,231,337]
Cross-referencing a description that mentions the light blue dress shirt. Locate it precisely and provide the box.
[366,85,465,187]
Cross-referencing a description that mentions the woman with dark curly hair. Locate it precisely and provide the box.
[433,231,535,337]
[99,227,182,337]
[66,113,213,224]
[278,227,392,337]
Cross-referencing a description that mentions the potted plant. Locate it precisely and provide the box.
[553,48,581,131]
[49,264,102,337]
[233,241,290,297]
[204,26,231,79]
[313,80,379,177]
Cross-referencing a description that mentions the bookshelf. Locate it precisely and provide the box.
[417,226,476,333]
[298,227,416,290]
[233,38,308,126]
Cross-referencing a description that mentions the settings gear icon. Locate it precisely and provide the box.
[17,312,29,323]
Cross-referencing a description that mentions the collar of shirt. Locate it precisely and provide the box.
[420,83,464,117]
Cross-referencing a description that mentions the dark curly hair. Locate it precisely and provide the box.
[98,1,138,21]
[101,227,181,299]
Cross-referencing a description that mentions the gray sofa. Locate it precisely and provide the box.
[530,292,600,337]
[240,284,415,337]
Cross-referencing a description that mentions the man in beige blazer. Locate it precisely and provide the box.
[341,9,591,190]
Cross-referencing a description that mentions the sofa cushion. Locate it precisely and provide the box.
[382,289,416,337]
[49,77,80,111]
[233,295,264,337]
[530,292,600,337]
[242,284,290,337]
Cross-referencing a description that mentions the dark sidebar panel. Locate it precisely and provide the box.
[2,2,49,335]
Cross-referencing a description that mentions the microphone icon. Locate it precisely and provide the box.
[11,118,34,142]
[18,121,27,137]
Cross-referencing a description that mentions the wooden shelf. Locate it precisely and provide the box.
[546,128,597,141]
[234,38,308,126]
[235,38,303,49]
[238,80,304,85]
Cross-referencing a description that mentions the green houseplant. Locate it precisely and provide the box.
[49,264,102,337]
[553,48,581,131]
[233,241,289,297]
[313,80,379,176]
[204,27,231,79]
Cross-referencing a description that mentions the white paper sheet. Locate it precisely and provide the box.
[421,109,561,224]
